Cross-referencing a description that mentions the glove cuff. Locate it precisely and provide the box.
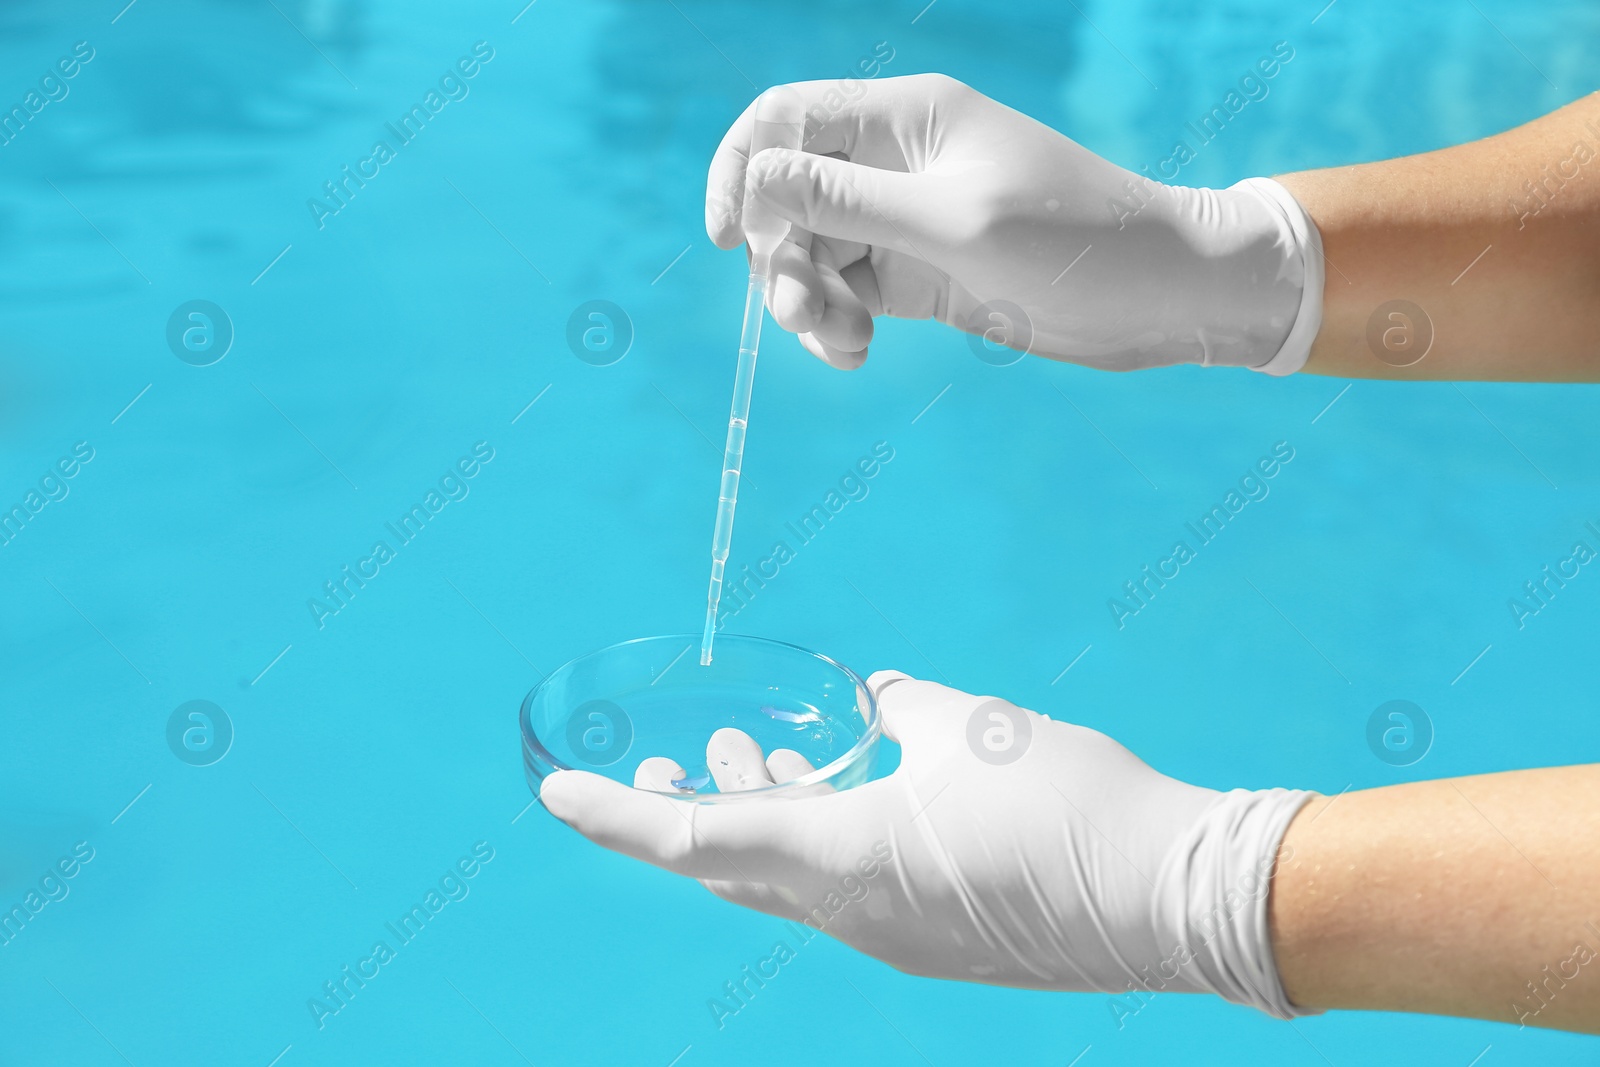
[1152,786,1320,1019]
[1234,177,1325,377]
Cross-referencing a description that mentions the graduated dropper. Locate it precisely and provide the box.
[699,87,806,666]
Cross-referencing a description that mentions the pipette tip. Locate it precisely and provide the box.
[699,610,716,665]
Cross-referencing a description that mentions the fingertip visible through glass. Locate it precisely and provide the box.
[521,634,881,804]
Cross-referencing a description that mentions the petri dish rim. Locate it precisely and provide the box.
[520,633,882,803]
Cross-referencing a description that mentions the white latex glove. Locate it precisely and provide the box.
[541,670,1318,1018]
[704,73,1323,374]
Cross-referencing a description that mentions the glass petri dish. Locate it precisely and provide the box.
[521,634,880,803]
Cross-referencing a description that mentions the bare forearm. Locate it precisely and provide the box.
[1270,765,1600,1032]
[1276,93,1600,381]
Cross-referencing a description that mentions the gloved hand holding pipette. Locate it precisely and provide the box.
[705,72,1323,374]
[709,74,1600,383]
[698,74,1327,663]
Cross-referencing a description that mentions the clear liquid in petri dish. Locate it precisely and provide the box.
[629,690,840,795]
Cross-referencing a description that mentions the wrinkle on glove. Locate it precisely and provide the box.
[1152,787,1320,1017]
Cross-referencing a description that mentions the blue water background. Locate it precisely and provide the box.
[1,0,1597,1063]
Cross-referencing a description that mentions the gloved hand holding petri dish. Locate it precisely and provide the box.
[541,669,1317,1018]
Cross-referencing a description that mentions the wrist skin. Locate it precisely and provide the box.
[1267,767,1600,1033]
[1273,91,1600,382]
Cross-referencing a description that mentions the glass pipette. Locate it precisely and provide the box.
[700,87,806,666]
